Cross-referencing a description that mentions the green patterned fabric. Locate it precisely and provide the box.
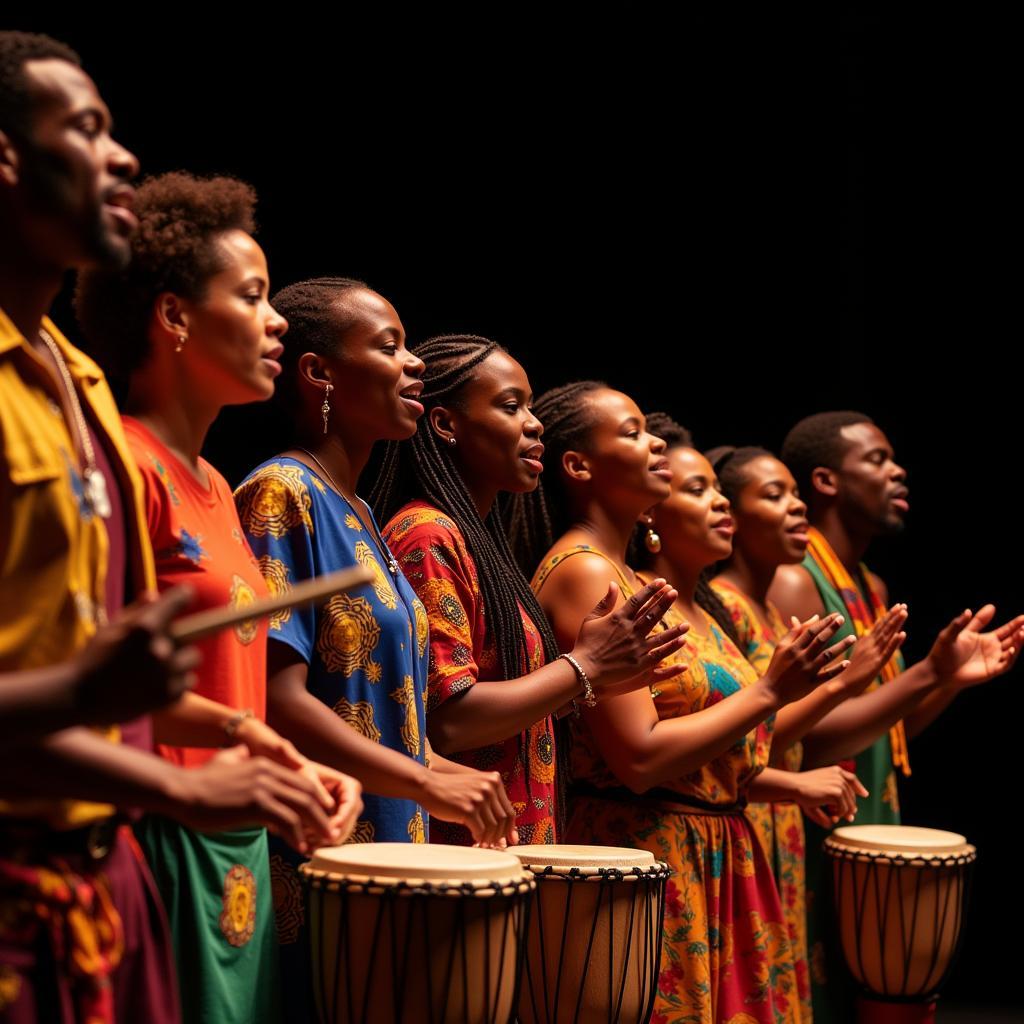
[136,816,281,1023]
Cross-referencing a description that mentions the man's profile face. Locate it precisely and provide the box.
[834,421,910,537]
[12,58,139,270]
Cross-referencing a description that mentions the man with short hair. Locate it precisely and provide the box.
[0,31,336,1023]
[769,410,1023,1022]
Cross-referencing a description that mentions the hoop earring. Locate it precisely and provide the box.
[321,383,333,434]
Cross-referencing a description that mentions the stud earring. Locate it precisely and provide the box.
[448,436,456,446]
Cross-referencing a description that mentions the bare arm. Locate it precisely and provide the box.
[768,563,826,622]
[537,553,848,792]
[769,603,907,757]
[748,765,867,827]
[0,588,199,744]
[0,727,339,852]
[265,641,519,848]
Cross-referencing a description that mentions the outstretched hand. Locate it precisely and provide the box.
[928,605,1024,690]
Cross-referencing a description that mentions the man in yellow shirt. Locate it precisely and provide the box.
[0,31,338,1023]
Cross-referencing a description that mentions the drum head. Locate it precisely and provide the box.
[307,842,526,885]
[828,825,973,857]
[510,844,656,870]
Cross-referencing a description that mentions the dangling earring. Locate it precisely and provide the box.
[644,527,662,554]
[175,334,187,353]
[321,383,333,434]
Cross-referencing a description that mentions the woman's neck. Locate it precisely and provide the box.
[125,372,219,472]
[716,547,777,606]
[569,501,643,568]
[292,427,375,501]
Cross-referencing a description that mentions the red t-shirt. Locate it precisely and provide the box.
[123,417,268,768]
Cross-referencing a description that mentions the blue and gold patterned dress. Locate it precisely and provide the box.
[235,456,429,1023]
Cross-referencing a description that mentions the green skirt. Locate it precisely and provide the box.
[136,815,281,1024]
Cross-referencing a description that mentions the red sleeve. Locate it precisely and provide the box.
[385,508,481,712]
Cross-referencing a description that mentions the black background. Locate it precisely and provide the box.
[18,12,1020,1006]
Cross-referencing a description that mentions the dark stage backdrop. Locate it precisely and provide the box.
[19,14,1019,1007]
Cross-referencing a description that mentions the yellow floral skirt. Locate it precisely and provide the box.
[567,792,800,1024]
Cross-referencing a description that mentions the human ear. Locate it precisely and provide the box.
[429,406,457,447]
[811,466,838,498]
[563,449,591,482]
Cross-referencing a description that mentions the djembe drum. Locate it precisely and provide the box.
[300,843,534,1024]
[510,845,671,1024]
[824,825,976,1024]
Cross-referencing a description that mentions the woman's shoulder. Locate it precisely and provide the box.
[234,456,322,537]
[384,499,468,551]
[533,539,626,598]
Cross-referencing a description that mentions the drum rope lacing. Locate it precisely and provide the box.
[829,844,976,1002]
[303,869,534,1024]
[519,861,672,1024]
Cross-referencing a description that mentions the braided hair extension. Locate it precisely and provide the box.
[368,335,567,815]
[502,380,608,579]
[624,412,742,649]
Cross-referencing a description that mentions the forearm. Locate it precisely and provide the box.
[0,662,90,742]
[268,685,429,801]
[0,727,182,813]
[802,660,939,768]
[597,682,780,792]
[903,682,959,739]
[427,658,580,754]
[768,680,850,759]
[747,767,801,803]
[151,692,242,748]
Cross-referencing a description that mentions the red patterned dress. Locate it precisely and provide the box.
[534,547,800,1024]
[384,500,557,845]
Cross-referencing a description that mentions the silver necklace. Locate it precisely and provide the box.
[297,448,399,575]
[39,328,112,519]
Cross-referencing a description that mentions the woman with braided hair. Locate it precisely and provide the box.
[233,280,522,1023]
[510,385,859,1024]
[372,336,688,844]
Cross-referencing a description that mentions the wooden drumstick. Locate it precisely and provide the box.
[169,566,375,644]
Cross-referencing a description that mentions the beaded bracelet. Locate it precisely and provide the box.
[559,653,597,708]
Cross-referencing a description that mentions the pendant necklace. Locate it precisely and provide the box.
[39,328,112,519]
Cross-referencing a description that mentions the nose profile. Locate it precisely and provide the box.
[650,433,667,453]
[267,306,288,337]
[108,137,140,181]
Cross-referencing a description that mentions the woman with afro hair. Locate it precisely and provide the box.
[75,172,362,1024]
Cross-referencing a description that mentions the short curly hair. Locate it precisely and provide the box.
[780,411,874,503]
[0,31,81,137]
[75,171,257,385]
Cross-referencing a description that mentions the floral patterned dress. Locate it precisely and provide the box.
[384,500,557,845]
[712,578,812,1023]
[534,547,800,1024]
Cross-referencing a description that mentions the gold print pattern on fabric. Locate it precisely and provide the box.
[407,810,426,843]
[257,555,291,630]
[219,864,257,947]
[390,675,421,756]
[348,820,376,844]
[354,540,396,610]
[236,464,313,538]
[316,594,381,678]
[419,577,471,643]
[412,597,429,657]
[269,854,303,945]
[230,574,258,645]
[344,513,362,532]
[332,698,381,743]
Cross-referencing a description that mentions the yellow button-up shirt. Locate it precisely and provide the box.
[0,305,156,827]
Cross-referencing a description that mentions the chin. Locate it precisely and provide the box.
[878,514,907,537]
